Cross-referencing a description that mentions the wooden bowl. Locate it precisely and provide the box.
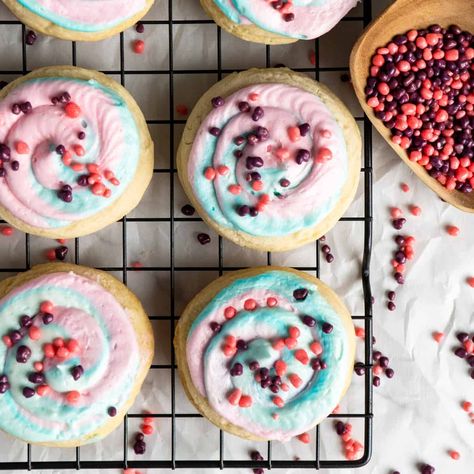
[350,0,474,212]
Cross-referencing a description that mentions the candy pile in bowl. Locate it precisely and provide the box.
[365,24,474,193]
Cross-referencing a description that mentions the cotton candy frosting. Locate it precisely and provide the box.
[0,271,140,444]
[188,83,348,238]
[213,0,358,40]
[15,0,147,32]
[0,77,140,229]
[186,270,352,441]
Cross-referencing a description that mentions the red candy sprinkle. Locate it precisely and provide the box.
[467,277,474,288]
[15,141,29,154]
[28,326,41,340]
[66,391,80,404]
[36,385,49,397]
[284,337,297,349]
[266,297,277,307]
[287,126,301,142]
[64,102,81,118]
[239,395,253,408]
[446,225,460,236]
[401,183,410,192]
[297,432,310,444]
[294,349,309,365]
[432,332,444,343]
[228,184,242,195]
[73,144,85,156]
[2,335,12,348]
[274,359,287,376]
[462,401,472,412]
[40,300,53,313]
[0,226,13,236]
[217,165,229,176]
[315,147,333,163]
[133,39,145,54]
[67,339,80,353]
[33,361,43,372]
[176,104,189,116]
[244,299,257,311]
[43,343,55,358]
[141,424,154,435]
[410,205,422,216]
[56,347,70,359]
[204,167,216,180]
[355,326,365,339]
[224,306,236,319]
[449,450,460,460]
[288,373,302,388]
[272,396,284,408]
[272,339,285,351]
[288,326,300,339]
[227,388,242,406]
[310,341,323,355]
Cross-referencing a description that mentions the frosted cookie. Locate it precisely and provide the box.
[201,0,358,44]
[2,0,155,41]
[174,267,356,441]
[0,66,154,239]
[0,263,154,447]
[177,68,361,252]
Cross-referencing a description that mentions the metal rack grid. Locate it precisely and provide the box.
[0,0,374,470]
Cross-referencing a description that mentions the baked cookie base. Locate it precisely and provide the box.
[0,66,154,239]
[200,0,297,45]
[2,0,155,42]
[0,262,154,447]
[177,67,361,252]
[174,266,356,442]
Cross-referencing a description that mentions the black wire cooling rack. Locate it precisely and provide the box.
[0,0,374,470]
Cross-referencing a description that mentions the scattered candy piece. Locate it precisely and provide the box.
[133,39,145,54]
[432,332,444,343]
[446,225,460,237]
[448,450,460,460]
[297,432,310,444]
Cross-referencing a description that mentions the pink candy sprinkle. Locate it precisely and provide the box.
[287,126,301,142]
[2,335,12,348]
[217,165,229,176]
[294,349,309,365]
[316,147,333,163]
[310,341,323,355]
[274,359,287,376]
[248,92,259,101]
[33,361,43,372]
[401,183,410,192]
[272,339,285,351]
[390,207,403,218]
[224,306,236,319]
[433,332,444,343]
[446,225,460,236]
[297,432,310,444]
[40,301,53,314]
[266,297,277,307]
[244,299,257,311]
[275,147,290,160]
[410,205,422,216]
[239,395,253,408]
[284,337,297,349]
[288,373,302,388]
[204,167,216,180]
[0,226,13,236]
[288,326,300,339]
[29,326,41,340]
[272,396,284,408]
[15,141,29,154]
[320,129,332,138]
[227,388,242,406]
[228,184,242,195]
[449,450,460,460]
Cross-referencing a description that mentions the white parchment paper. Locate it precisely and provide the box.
[0,0,472,473]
